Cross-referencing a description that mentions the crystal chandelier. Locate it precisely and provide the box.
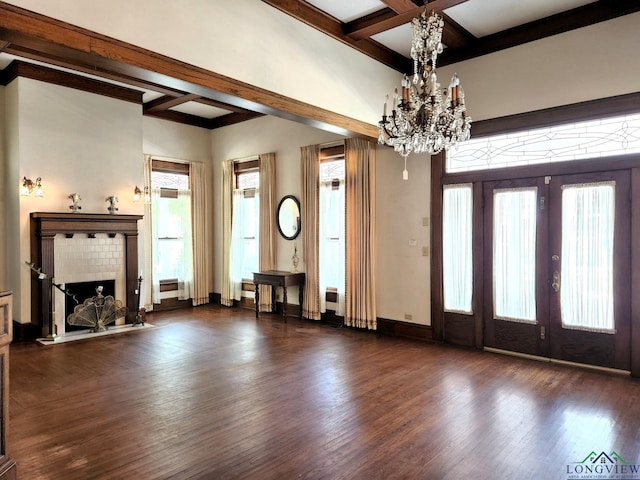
[378,9,471,180]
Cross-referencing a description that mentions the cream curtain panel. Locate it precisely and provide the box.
[258,153,277,312]
[345,138,377,330]
[190,161,212,306]
[221,159,235,307]
[142,155,154,311]
[300,145,321,320]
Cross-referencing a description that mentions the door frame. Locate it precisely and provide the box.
[430,93,640,376]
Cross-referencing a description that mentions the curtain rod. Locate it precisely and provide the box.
[231,154,260,163]
[319,140,345,149]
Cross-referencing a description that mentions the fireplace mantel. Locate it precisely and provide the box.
[30,212,143,337]
[31,212,143,237]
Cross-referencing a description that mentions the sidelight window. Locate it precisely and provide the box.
[442,184,473,313]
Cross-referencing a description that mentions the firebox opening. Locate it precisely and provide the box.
[65,280,116,332]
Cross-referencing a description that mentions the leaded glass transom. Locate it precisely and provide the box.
[447,112,640,173]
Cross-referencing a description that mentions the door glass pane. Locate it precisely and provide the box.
[493,188,537,323]
[560,182,615,333]
[443,184,473,313]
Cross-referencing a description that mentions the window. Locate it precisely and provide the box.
[231,162,260,284]
[446,112,640,173]
[319,146,345,314]
[151,161,193,301]
[442,184,473,313]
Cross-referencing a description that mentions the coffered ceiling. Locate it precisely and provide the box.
[1,0,638,132]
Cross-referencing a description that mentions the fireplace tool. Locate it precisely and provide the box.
[131,275,145,327]
[25,261,79,341]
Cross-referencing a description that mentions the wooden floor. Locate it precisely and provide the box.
[8,305,640,480]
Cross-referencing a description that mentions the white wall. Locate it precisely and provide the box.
[4,0,400,126]
[143,116,212,163]
[7,78,144,323]
[376,149,431,325]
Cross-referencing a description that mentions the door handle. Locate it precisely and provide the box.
[552,270,560,292]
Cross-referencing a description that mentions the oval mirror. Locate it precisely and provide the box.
[277,195,301,240]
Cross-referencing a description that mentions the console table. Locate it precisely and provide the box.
[253,271,305,321]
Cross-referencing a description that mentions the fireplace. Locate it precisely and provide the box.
[64,280,116,332]
[30,212,142,338]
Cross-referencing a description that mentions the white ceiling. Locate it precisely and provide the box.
[309,0,599,57]
[0,0,608,124]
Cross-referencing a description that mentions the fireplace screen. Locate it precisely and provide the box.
[66,281,126,332]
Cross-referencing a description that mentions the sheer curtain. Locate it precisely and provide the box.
[175,189,194,301]
[344,138,376,330]
[493,188,537,322]
[190,161,212,306]
[319,179,345,315]
[258,153,276,312]
[229,189,259,301]
[561,182,615,332]
[300,145,321,320]
[142,155,153,311]
[150,187,162,304]
[442,184,473,313]
[221,160,234,307]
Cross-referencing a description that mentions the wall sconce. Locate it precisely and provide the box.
[134,185,151,204]
[21,177,44,197]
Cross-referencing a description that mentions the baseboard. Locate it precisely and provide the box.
[0,457,17,480]
[377,317,433,342]
[210,292,221,304]
[12,321,40,343]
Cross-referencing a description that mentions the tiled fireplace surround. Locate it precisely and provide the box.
[54,235,126,334]
[30,212,142,338]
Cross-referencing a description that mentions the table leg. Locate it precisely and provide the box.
[271,287,276,313]
[283,286,288,323]
[299,286,303,319]
[254,283,259,318]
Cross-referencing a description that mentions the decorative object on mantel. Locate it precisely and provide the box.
[67,285,127,333]
[291,244,300,273]
[378,9,471,180]
[106,195,119,214]
[25,261,79,342]
[21,176,44,196]
[68,193,82,212]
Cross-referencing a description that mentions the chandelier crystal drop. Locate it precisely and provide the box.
[378,9,471,179]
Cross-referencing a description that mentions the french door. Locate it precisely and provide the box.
[483,170,631,370]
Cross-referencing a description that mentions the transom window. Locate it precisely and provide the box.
[447,112,640,173]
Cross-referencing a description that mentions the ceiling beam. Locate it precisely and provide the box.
[0,60,143,104]
[208,111,266,129]
[261,0,410,72]
[144,93,201,113]
[0,2,378,139]
[438,0,640,66]
[344,0,469,39]
[143,109,213,130]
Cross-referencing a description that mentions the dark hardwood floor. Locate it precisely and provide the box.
[8,305,640,480]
